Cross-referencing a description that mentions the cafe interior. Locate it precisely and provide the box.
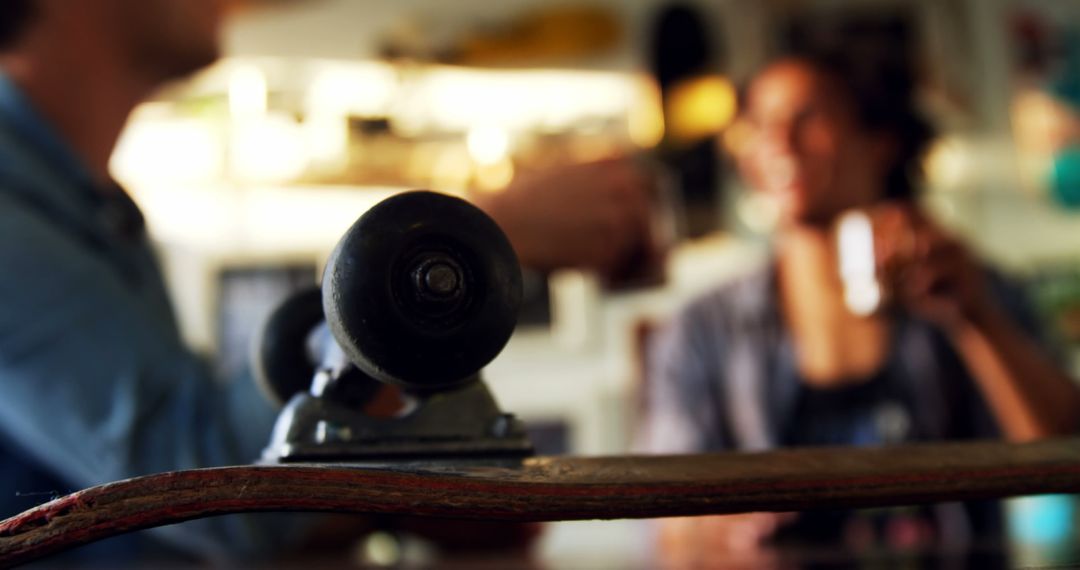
[96,0,1080,566]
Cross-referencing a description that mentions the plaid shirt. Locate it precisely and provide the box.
[638,262,1060,544]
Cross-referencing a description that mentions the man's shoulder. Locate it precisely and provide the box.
[0,129,96,255]
[0,188,109,297]
[0,133,51,216]
[0,119,85,214]
[0,188,64,242]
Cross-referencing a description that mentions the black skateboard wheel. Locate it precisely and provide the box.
[322,191,522,390]
[252,286,324,405]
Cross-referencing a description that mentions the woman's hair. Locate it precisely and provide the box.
[747,48,936,202]
[0,0,36,50]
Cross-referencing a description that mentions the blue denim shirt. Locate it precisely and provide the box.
[0,72,295,562]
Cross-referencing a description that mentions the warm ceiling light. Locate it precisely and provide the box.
[665,74,737,144]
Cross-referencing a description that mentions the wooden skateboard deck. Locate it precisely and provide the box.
[2,437,1080,565]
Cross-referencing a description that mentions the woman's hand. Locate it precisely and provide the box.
[869,203,1080,440]
[871,204,995,331]
[656,513,795,568]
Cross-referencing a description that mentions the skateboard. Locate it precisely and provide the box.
[2,438,1080,565]
[3,192,1078,565]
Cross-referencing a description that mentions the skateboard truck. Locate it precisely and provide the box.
[255,191,532,462]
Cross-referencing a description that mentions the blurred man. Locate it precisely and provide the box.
[0,0,304,562]
[0,0,653,563]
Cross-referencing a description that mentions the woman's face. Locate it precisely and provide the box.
[737,60,890,228]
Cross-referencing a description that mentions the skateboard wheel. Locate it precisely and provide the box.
[322,191,522,390]
[252,286,324,405]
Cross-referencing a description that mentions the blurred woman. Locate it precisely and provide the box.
[641,51,1080,561]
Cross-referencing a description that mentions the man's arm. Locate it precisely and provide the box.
[473,158,656,278]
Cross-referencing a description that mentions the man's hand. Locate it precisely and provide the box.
[474,159,656,278]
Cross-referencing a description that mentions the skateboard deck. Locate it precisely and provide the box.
[2,437,1080,565]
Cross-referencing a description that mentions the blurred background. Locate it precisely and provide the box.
[115,0,1080,566]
